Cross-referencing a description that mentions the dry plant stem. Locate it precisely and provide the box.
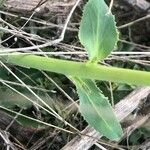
[0,10,77,32]
[0,18,47,44]
[1,53,150,86]
[119,40,150,49]
[0,79,54,92]
[0,106,74,135]
[0,61,62,119]
[123,0,150,11]
[118,14,150,29]
[0,61,79,133]
[0,26,46,43]
[0,0,80,53]
[62,87,150,150]
[1,51,150,56]
[108,0,114,13]
[41,71,78,108]
[0,130,16,150]
[94,143,107,150]
[0,79,63,124]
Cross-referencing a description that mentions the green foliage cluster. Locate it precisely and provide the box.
[0,0,150,141]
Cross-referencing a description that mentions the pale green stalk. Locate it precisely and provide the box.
[1,53,150,86]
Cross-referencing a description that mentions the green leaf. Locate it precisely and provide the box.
[74,78,123,141]
[79,0,118,62]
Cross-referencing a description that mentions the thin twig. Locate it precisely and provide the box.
[118,14,150,29]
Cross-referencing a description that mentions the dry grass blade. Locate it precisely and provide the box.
[0,130,17,150]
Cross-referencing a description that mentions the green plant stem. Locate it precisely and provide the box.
[1,53,150,85]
